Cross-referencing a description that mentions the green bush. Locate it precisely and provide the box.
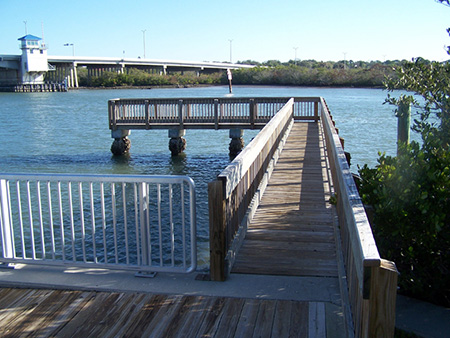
[77,68,222,88]
[231,63,395,87]
[358,139,450,306]
[358,54,450,307]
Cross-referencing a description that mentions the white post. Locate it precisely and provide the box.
[70,67,74,88]
[73,62,79,88]
[139,182,149,266]
[0,179,14,258]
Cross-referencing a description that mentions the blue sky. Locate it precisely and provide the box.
[1,0,449,62]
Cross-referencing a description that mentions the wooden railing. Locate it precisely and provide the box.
[208,98,296,281]
[207,96,398,337]
[320,98,398,337]
[108,97,319,131]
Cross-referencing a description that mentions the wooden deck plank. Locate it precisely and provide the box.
[253,299,277,338]
[233,299,260,337]
[271,300,293,337]
[12,290,87,337]
[97,293,154,337]
[289,301,310,337]
[139,294,185,337]
[231,122,338,278]
[196,296,227,337]
[0,270,340,336]
[213,297,246,338]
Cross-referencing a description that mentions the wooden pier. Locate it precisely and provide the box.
[0,97,398,337]
[0,287,339,337]
[231,122,338,278]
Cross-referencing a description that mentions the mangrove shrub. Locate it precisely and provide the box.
[358,55,450,306]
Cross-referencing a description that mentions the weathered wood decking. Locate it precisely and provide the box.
[232,122,338,278]
[0,288,336,337]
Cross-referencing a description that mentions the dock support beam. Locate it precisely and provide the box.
[229,129,244,158]
[397,100,411,156]
[111,129,131,155]
[169,129,186,156]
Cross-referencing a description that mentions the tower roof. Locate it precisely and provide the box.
[18,34,42,41]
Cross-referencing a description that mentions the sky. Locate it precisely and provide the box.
[1,0,450,63]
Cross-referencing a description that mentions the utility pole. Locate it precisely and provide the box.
[293,47,298,65]
[142,29,147,59]
[228,39,233,63]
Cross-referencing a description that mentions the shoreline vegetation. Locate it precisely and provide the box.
[74,59,413,89]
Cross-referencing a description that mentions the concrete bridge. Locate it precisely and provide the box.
[0,34,254,91]
[46,56,254,89]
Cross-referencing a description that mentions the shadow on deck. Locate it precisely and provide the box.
[231,123,339,279]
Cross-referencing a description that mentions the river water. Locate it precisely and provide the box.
[0,85,408,267]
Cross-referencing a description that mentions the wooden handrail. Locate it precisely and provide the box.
[320,97,398,337]
[208,99,294,281]
[108,97,318,131]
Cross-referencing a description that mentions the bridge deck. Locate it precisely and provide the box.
[232,122,338,278]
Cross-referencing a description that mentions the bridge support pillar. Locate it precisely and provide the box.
[111,129,131,155]
[168,129,186,156]
[229,129,244,158]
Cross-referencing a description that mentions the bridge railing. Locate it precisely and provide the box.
[0,173,196,274]
[208,98,298,281]
[108,97,319,130]
[320,98,398,337]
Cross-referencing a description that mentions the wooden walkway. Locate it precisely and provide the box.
[0,287,336,337]
[0,122,347,337]
[232,122,338,278]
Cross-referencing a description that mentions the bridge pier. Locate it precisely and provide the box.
[168,129,186,156]
[229,129,244,158]
[111,129,131,155]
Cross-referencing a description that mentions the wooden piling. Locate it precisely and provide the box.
[397,100,411,155]
[208,179,227,281]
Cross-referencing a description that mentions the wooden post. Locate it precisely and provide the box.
[178,99,184,129]
[208,179,227,281]
[214,99,219,130]
[368,259,398,338]
[249,99,256,129]
[397,100,411,155]
[145,100,150,129]
[314,101,319,122]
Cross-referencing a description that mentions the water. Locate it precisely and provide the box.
[0,85,409,268]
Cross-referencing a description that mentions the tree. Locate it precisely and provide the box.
[357,4,450,306]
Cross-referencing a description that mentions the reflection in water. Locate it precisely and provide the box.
[110,153,131,164]
[169,153,187,175]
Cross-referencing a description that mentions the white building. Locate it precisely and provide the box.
[18,34,49,84]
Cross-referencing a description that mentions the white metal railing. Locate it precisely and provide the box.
[0,173,196,274]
